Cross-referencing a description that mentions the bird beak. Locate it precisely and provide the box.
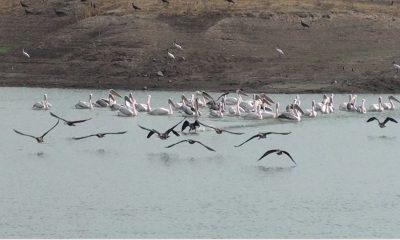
[110,89,122,98]
[390,96,400,103]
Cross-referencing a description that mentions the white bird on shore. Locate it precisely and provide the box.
[394,63,400,72]
[22,49,30,58]
[75,94,93,109]
[173,42,183,50]
[276,48,285,56]
[306,100,317,118]
[167,51,175,60]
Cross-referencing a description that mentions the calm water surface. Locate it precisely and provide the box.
[1,87,400,238]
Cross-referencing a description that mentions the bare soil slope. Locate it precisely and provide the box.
[1,0,400,92]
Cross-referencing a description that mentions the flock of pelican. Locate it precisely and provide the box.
[15,89,399,165]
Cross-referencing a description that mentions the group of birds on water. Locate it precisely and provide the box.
[12,89,399,166]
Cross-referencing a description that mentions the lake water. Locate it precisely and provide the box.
[1,87,400,238]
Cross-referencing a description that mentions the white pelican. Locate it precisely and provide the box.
[369,96,384,112]
[261,102,280,119]
[305,100,317,118]
[276,47,285,56]
[228,100,245,116]
[118,96,138,117]
[394,63,400,72]
[32,94,51,110]
[136,95,150,112]
[339,94,357,111]
[173,42,183,50]
[167,51,175,60]
[22,49,30,58]
[383,96,400,110]
[147,96,173,115]
[210,104,223,118]
[75,94,93,109]
[278,105,303,122]
[357,99,366,114]
[243,104,262,120]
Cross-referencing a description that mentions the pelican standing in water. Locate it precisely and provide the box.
[75,94,93,109]
[357,99,367,114]
[369,96,384,112]
[147,96,174,115]
[33,94,51,110]
[383,96,400,110]
[305,100,317,118]
[118,96,138,117]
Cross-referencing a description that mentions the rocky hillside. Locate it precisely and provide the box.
[1,0,400,93]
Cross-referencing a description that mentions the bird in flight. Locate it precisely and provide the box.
[258,149,296,166]
[138,118,184,140]
[235,132,291,147]
[181,119,200,132]
[13,120,60,143]
[72,131,127,140]
[367,117,398,128]
[50,112,92,126]
[198,121,243,135]
[166,139,216,152]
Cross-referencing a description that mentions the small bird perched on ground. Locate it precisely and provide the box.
[276,47,285,56]
[367,117,398,128]
[167,51,175,60]
[13,120,59,143]
[173,42,183,50]
[258,149,296,166]
[166,139,216,152]
[301,20,310,28]
[132,2,141,10]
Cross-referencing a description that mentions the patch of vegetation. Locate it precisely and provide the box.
[0,47,9,55]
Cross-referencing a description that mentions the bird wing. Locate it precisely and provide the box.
[138,125,154,132]
[181,120,190,131]
[72,134,97,140]
[261,94,275,104]
[293,104,305,115]
[49,112,68,123]
[257,149,279,161]
[216,92,230,101]
[165,118,185,134]
[221,129,244,135]
[109,89,122,98]
[194,140,216,152]
[383,117,398,125]
[40,120,59,138]
[266,132,292,136]
[165,140,188,148]
[201,91,215,102]
[103,131,127,135]
[198,121,217,131]
[13,129,36,139]
[171,129,180,137]
[389,96,400,103]
[70,118,92,124]
[235,134,260,147]
[367,117,378,123]
[281,150,296,165]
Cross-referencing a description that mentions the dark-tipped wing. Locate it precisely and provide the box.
[103,131,127,135]
[201,91,215,102]
[221,129,244,135]
[383,117,398,125]
[194,140,216,152]
[181,120,190,131]
[13,129,36,139]
[235,134,260,147]
[258,149,279,161]
[280,150,296,165]
[293,104,305,115]
[389,95,400,103]
[69,118,92,124]
[165,140,188,148]
[165,118,185,134]
[197,121,217,130]
[367,117,378,123]
[41,120,60,138]
[50,112,68,123]
[138,124,158,133]
[265,131,292,136]
[72,134,98,140]
[216,92,230,101]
